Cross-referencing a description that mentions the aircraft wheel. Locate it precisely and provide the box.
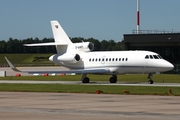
[148,80,154,84]
[82,77,90,83]
[109,77,117,83]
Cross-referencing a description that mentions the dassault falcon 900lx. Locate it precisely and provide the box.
[5,20,174,84]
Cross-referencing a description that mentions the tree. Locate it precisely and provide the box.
[71,37,85,43]
[86,38,101,51]
[100,40,109,51]
[112,41,125,51]
[6,38,23,53]
[0,37,125,53]
[0,40,7,53]
[104,40,116,51]
[22,38,37,53]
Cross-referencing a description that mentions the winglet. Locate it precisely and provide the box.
[4,57,22,72]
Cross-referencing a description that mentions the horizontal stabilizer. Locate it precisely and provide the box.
[24,42,68,46]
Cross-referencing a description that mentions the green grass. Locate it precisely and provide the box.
[0,84,179,95]
[0,54,32,64]
[0,74,180,95]
[0,54,54,66]
[1,74,180,83]
[22,54,53,64]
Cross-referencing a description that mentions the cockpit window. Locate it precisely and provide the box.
[145,55,149,59]
[153,55,159,59]
[158,55,162,59]
[145,54,163,59]
[149,55,153,59]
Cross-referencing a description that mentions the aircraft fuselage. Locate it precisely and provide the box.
[49,50,174,74]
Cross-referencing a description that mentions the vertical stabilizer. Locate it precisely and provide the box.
[51,21,72,44]
[51,21,72,54]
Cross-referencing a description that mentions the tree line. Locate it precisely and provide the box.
[0,37,125,53]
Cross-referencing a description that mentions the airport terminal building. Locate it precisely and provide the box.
[123,30,180,73]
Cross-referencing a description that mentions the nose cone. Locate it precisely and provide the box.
[163,61,174,71]
[156,60,174,72]
[167,62,174,71]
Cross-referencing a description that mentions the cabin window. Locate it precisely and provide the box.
[116,58,118,61]
[119,58,121,61]
[95,58,97,61]
[89,59,91,62]
[112,58,114,61]
[102,58,104,61]
[122,58,124,61]
[92,58,94,61]
[109,58,111,61]
[126,58,128,61]
[106,58,108,61]
[99,58,101,61]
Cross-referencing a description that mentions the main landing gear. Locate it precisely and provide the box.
[147,73,154,84]
[81,74,90,83]
[81,74,117,83]
[109,75,117,83]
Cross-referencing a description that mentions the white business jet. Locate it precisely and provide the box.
[5,20,174,84]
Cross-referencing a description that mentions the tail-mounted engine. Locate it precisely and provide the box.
[73,42,94,52]
[49,53,81,63]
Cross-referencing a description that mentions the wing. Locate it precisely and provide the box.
[5,57,111,74]
[27,68,110,74]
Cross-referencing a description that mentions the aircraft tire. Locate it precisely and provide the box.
[82,77,90,83]
[148,80,154,84]
[109,77,117,83]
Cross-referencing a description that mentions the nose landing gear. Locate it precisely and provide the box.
[147,73,154,84]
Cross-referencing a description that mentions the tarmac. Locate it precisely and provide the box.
[0,92,180,120]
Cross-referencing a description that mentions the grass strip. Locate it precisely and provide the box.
[0,84,179,96]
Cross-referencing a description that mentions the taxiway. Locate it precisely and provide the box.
[0,92,180,120]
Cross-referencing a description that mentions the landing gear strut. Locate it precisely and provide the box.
[109,75,117,83]
[81,74,90,83]
[147,73,154,84]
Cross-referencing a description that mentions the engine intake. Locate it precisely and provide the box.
[88,42,94,51]
[73,42,94,52]
[74,54,80,61]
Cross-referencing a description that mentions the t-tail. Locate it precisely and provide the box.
[24,20,72,54]
[51,21,72,54]
[24,20,94,54]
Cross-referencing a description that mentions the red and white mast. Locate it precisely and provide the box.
[137,0,140,34]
